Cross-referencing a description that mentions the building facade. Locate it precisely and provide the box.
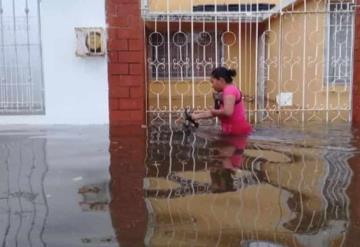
[0,0,359,126]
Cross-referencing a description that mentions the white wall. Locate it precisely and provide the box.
[0,0,109,125]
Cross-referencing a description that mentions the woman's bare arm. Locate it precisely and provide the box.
[211,95,235,117]
[191,110,213,120]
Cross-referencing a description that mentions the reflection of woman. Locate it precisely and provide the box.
[209,135,248,193]
[211,135,248,169]
[190,67,252,136]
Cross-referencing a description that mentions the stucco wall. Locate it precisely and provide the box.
[0,0,109,125]
[266,0,351,122]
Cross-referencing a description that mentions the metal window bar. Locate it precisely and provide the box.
[150,32,222,79]
[0,0,45,115]
[144,0,356,124]
[328,3,354,84]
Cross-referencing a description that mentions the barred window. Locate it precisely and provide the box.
[149,31,222,79]
[327,2,354,84]
[0,0,45,115]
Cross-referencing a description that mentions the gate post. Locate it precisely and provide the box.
[106,1,148,245]
[106,0,146,126]
[352,2,360,127]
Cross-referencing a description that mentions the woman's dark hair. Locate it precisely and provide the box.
[211,67,237,83]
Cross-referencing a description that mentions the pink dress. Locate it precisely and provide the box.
[218,84,252,136]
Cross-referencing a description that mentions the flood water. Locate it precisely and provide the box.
[1,123,360,247]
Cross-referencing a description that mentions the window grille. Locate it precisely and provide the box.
[0,0,45,115]
[149,32,222,79]
[327,2,354,84]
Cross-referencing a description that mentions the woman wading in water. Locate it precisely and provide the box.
[188,67,252,136]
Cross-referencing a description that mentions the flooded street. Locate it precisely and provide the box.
[0,126,114,247]
[1,124,360,246]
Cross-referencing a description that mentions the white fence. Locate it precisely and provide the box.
[143,0,356,124]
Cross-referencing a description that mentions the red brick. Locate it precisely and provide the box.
[110,86,130,98]
[106,3,116,17]
[110,99,119,110]
[117,29,142,39]
[108,51,118,63]
[129,64,143,75]
[108,2,136,17]
[118,99,143,110]
[130,87,144,98]
[109,0,138,4]
[355,53,360,62]
[355,62,360,72]
[118,51,143,63]
[111,111,133,122]
[116,4,139,16]
[129,39,144,51]
[127,15,143,29]
[109,64,129,75]
[355,72,360,83]
[110,15,142,30]
[355,101,360,109]
[130,110,144,121]
[110,126,146,137]
[108,39,128,51]
[110,110,144,124]
[354,83,360,92]
[110,75,143,86]
[107,28,118,39]
[107,0,145,126]
[108,16,129,27]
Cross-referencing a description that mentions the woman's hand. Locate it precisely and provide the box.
[210,108,220,117]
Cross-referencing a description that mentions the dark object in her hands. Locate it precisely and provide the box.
[184,108,199,128]
[213,92,223,110]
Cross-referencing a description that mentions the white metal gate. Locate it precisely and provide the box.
[0,0,44,115]
[142,0,356,124]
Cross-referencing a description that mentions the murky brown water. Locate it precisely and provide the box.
[1,123,360,246]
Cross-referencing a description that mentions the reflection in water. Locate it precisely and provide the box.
[109,126,147,247]
[78,182,110,212]
[143,124,353,247]
[0,127,117,247]
[0,126,356,246]
[0,137,49,247]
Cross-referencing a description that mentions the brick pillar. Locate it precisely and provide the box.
[109,126,147,246]
[349,4,360,239]
[107,0,146,125]
[352,3,360,127]
[106,1,147,245]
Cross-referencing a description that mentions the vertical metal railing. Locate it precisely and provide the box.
[0,0,44,115]
[143,0,356,124]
